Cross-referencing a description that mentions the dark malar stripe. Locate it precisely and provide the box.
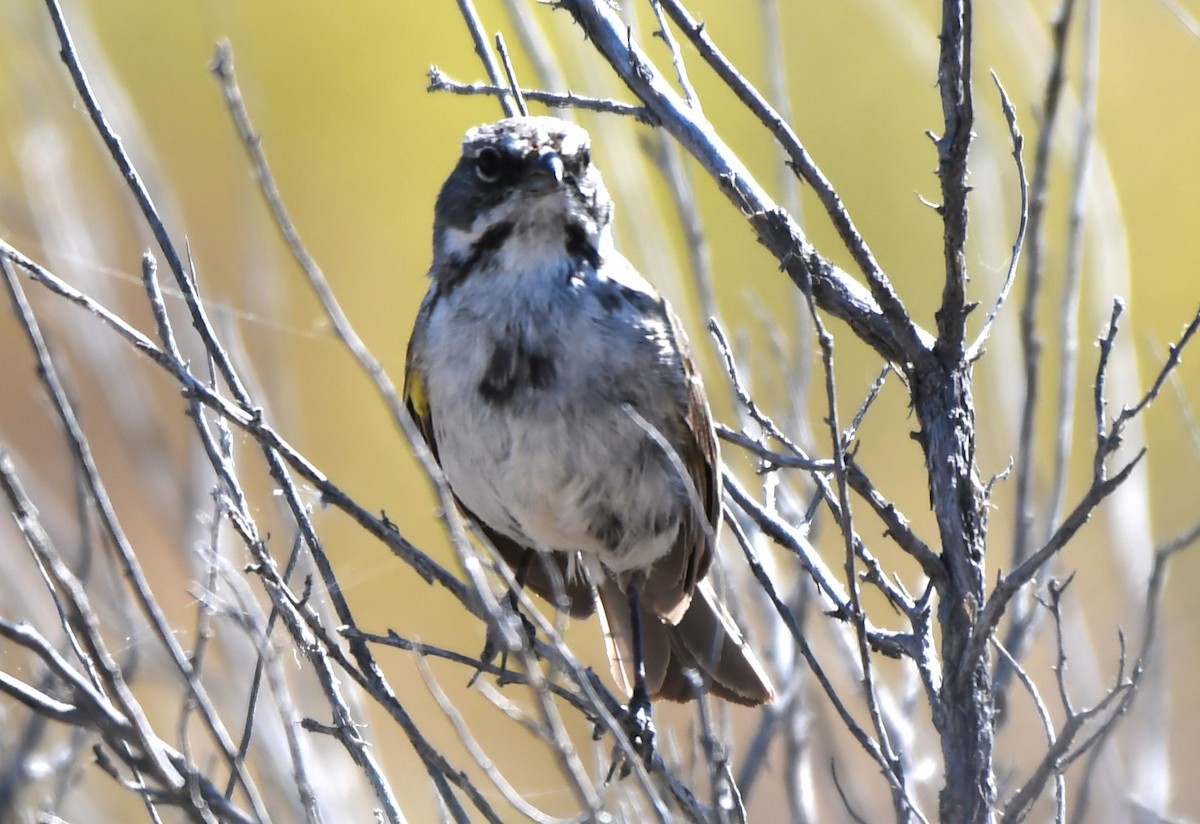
[565,222,602,270]
[441,222,514,293]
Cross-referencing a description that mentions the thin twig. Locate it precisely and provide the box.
[498,0,569,115]
[5,239,482,820]
[209,41,402,429]
[974,449,1143,659]
[843,459,942,581]
[714,424,832,471]
[722,515,929,824]
[42,20,393,794]
[1012,0,1080,575]
[454,0,516,117]
[2,252,270,818]
[414,653,595,823]
[1108,306,1200,439]
[1046,0,1100,533]
[992,639,1063,822]
[0,454,261,824]
[1070,520,1200,821]
[654,136,716,325]
[803,267,913,821]
[1,240,467,614]
[648,0,701,110]
[650,0,925,365]
[427,67,659,124]
[989,300,1200,679]
[209,40,526,726]
[494,33,529,116]
[968,72,1028,359]
[558,0,931,366]
[1000,583,1137,824]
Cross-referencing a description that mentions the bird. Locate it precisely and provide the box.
[403,116,775,727]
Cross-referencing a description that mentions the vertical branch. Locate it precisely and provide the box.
[923,1,994,822]
[805,296,915,821]
[993,0,1080,724]
[454,0,516,117]
[934,0,974,356]
[499,0,568,117]
[1013,0,1079,575]
[1046,0,1099,533]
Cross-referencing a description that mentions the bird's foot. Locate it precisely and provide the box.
[469,594,537,688]
[606,686,656,781]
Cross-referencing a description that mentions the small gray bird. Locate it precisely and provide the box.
[404,116,774,712]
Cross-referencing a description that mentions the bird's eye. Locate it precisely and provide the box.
[475,147,503,182]
[579,148,591,168]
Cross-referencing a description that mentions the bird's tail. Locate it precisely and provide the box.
[597,578,775,707]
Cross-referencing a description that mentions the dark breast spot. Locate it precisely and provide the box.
[479,337,558,404]
[588,509,625,553]
[526,351,556,388]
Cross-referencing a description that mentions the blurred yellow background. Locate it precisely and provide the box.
[1,0,1199,821]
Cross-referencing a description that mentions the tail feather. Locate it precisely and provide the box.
[596,578,775,707]
[668,579,775,705]
[596,579,672,698]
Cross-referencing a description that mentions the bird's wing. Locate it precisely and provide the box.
[637,299,720,624]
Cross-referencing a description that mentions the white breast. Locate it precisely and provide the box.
[418,253,689,576]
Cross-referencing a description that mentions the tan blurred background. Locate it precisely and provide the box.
[1,0,1199,821]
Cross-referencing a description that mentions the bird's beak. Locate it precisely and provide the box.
[524,151,564,193]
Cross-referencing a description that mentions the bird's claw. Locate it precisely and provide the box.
[468,600,537,688]
[607,687,656,780]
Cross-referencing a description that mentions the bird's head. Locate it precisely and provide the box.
[431,116,613,273]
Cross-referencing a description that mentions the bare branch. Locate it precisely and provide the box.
[414,653,598,823]
[715,424,832,471]
[494,33,529,117]
[648,0,701,111]
[803,280,915,821]
[1071,521,1200,822]
[557,0,931,366]
[453,0,516,117]
[713,320,916,612]
[2,253,270,816]
[968,71,1028,359]
[209,41,403,426]
[1108,306,1200,443]
[993,636,1065,822]
[844,459,942,582]
[722,515,929,824]
[1000,584,1137,824]
[1047,0,1100,533]
[651,0,925,364]
[0,452,258,824]
[1012,0,1081,573]
[975,450,1144,653]
[933,0,975,356]
[987,299,1199,666]
[427,67,659,123]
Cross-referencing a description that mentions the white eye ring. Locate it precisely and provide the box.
[475,147,502,182]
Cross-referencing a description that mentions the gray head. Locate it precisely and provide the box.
[431,117,613,274]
